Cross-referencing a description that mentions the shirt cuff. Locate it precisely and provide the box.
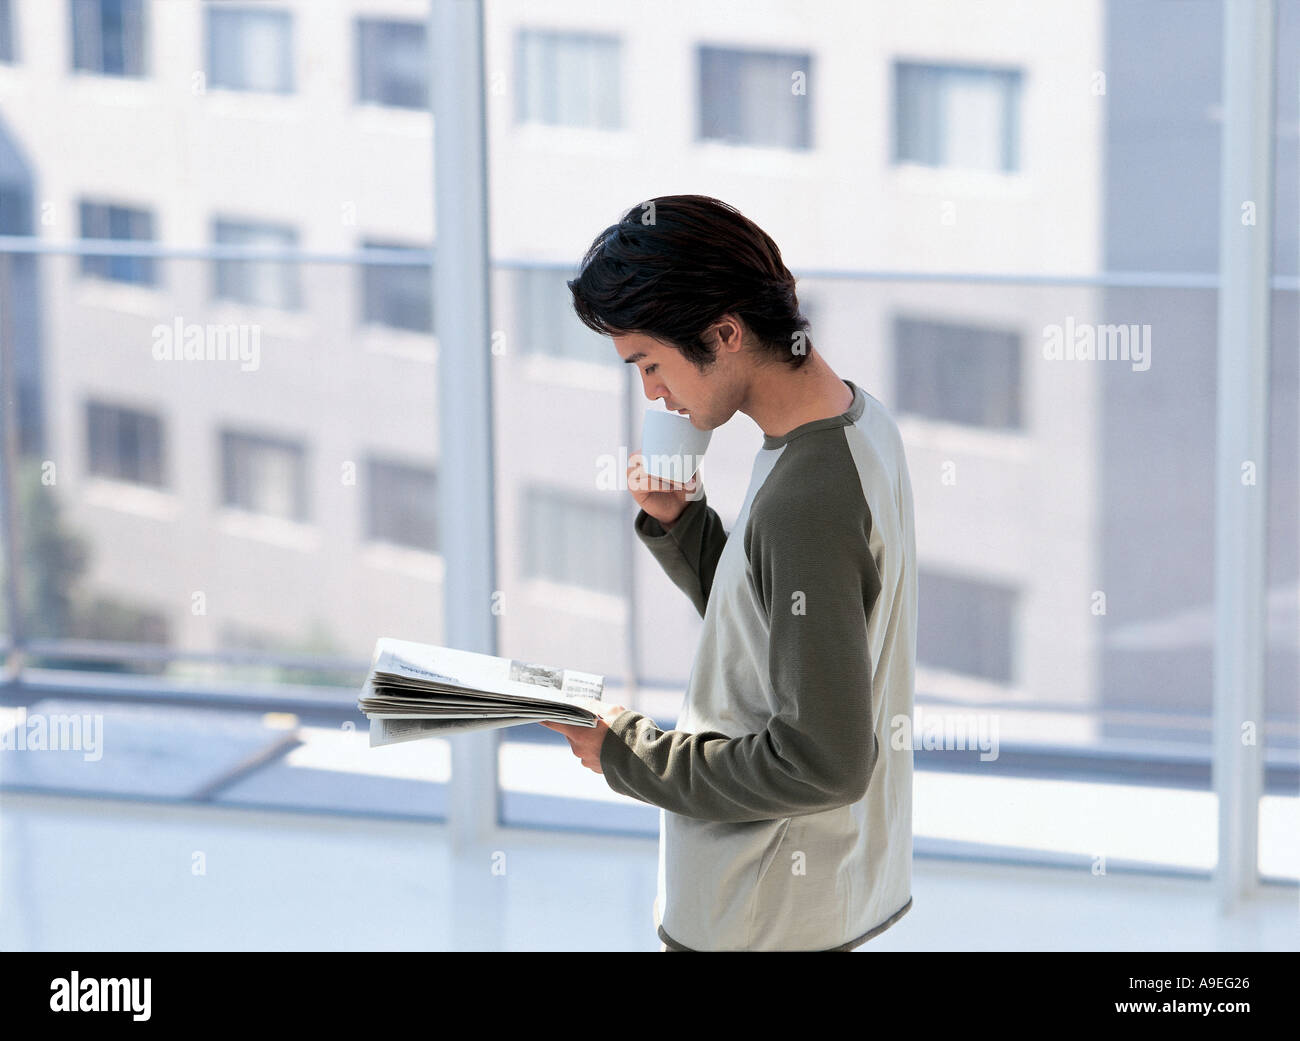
[599,708,647,787]
[634,494,707,541]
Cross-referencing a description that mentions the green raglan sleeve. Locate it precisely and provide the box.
[633,488,729,619]
[602,480,883,823]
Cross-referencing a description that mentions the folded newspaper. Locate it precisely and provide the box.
[358,637,605,747]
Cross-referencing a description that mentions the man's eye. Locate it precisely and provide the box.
[644,365,657,375]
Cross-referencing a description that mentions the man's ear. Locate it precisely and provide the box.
[713,314,745,353]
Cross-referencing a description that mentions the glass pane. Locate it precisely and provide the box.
[1264,0,1300,879]
[516,30,619,129]
[213,220,300,310]
[0,253,448,815]
[944,70,1008,172]
[0,0,1289,916]
[207,8,292,93]
[1260,286,1299,884]
[700,46,811,149]
[357,19,428,109]
[483,1,1250,873]
[0,0,439,814]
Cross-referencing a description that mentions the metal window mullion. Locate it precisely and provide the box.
[431,0,497,853]
[0,252,23,682]
[1214,0,1274,911]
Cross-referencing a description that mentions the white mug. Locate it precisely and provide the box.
[641,408,712,485]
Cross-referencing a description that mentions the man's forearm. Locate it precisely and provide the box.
[599,708,875,823]
[632,493,729,618]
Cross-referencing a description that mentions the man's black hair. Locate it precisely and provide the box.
[567,194,812,371]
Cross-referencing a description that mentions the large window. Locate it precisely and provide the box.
[515,29,620,129]
[698,45,813,149]
[0,0,1288,904]
[894,61,1022,172]
[365,457,438,552]
[78,200,156,286]
[85,400,165,487]
[356,18,428,109]
[212,218,300,310]
[220,429,308,522]
[893,314,1023,429]
[206,5,293,94]
[70,0,146,77]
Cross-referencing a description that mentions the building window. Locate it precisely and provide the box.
[86,400,165,487]
[917,569,1017,684]
[78,200,156,286]
[70,0,146,77]
[698,45,812,150]
[0,186,30,235]
[515,29,620,129]
[220,429,308,522]
[212,218,300,310]
[0,0,16,64]
[206,5,293,94]
[522,487,624,596]
[893,315,1022,430]
[356,18,427,109]
[365,457,437,552]
[516,267,612,365]
[894,61,1021,173]
[360,241,433,333]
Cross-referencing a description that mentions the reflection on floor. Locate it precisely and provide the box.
[1,791,1296,951]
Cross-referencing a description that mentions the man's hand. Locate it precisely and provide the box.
[627,451,700,531]
[539,698,628,775]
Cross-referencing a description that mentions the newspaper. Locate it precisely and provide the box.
[358,638,605,747]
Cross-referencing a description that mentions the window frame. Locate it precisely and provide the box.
[514,27,623,130]
[696,42,814,150]
[69,0,148,79]
[892,59,1023,173]
[218,427,310,523]
[84,398,167,488]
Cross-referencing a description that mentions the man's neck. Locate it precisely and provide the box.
[741,349,854,440]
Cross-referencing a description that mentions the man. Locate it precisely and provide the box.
[543,195,917,952]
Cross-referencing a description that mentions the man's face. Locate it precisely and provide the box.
[613,327,740,431]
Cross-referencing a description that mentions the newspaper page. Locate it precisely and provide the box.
[369,638,605,704]
[359,638,606,747]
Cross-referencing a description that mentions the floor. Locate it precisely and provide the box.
[1,791,1295,951]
